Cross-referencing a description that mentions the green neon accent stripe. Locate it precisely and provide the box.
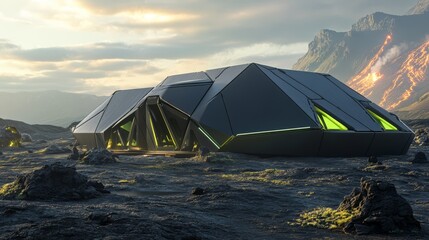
[219,135,235,148]
[236,126,312,136]
[367,109,398,131]
[315,107,348,130]
[149,116,158,147]
[198,127,220,149]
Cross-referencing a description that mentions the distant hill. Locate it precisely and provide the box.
[293,0,429,119]
[0,118,71,140]
[0,91,108,127]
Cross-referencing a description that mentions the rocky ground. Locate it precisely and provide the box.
[0,122,428,239]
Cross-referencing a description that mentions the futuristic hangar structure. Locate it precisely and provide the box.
[73,63,414,157]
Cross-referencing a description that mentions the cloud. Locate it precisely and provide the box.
[0,0,418,95]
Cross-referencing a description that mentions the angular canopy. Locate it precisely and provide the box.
[73,63,414,157]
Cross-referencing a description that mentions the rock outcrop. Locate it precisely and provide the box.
[414,128,429,146]
[0,162,108,201]
[79,148,118,165]
[340,179,421,234]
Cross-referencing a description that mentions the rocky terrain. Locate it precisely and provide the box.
[0,122,428,239]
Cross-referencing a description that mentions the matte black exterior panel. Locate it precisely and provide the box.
[197,94,233,137]
[192,64,250,121]
[270,69,321,99]
[318,132,374,157]
[259,66,319,123]
[313,99,374,131]
[76,96,110,128]
[222,130,323,156]
[284,70,382,131]
[367,132,414,156]
[96,88,151,133]
[161,83,211,115]
[206,67,227,80]
[161,72,211,86]
[222,64,317,134]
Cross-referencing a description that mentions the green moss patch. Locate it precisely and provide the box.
[221,169,291,185]
[291,207,358,230]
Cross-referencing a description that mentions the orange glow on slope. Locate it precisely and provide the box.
[380,40,429,110]
[348,35,392,96]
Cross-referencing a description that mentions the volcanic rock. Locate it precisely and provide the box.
[79,148,118,165]
[0,162,108,201]
[192,187,205,195]
[87,212,115,226]
[68,146,80,160]
[412,152,428,164]
[40,144,72,154]
[340,179,420,234]
[414,128,429,146]
[0,126,21,147]
[21,133,32,142]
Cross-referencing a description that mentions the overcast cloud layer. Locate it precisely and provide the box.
[0,0,417,95]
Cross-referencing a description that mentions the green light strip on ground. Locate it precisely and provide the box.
[198,127,220,149]
[236,126,312,136]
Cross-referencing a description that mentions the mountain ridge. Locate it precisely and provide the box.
[0,91,108,127]
[293,0,429,119]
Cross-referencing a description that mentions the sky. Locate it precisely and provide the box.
[0,0,418,96]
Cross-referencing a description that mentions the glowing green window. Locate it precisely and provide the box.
[120,121,132,132]
[315,107,348,130]
[367,109,398,131]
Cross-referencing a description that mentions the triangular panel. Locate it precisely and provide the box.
[161,83,211,115]
[96,88,151,133]
[76,96,111,128]
[192,64,250,120]
[197,94,233,144]
[258,65,318,123]
[73,111,103,134]
[205,67,226,80]
[221,64,318,134]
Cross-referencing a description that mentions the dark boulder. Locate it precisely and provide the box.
[21,133,32,142]
[368,156,382,165]
[340,179,420,234]
[68,146,80,160]
[87,212,115,226]
[192,187,205,195]
[79,148,118,165]
[411,152,428,164]
[40,145,72,154]
[0,162,108,201]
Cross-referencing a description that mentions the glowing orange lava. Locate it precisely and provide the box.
[348,35,392,97]
[380,40,429,110]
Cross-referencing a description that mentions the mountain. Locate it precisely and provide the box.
[293,0,429,119]
[0,118,71,140]
[0,91,108,127]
